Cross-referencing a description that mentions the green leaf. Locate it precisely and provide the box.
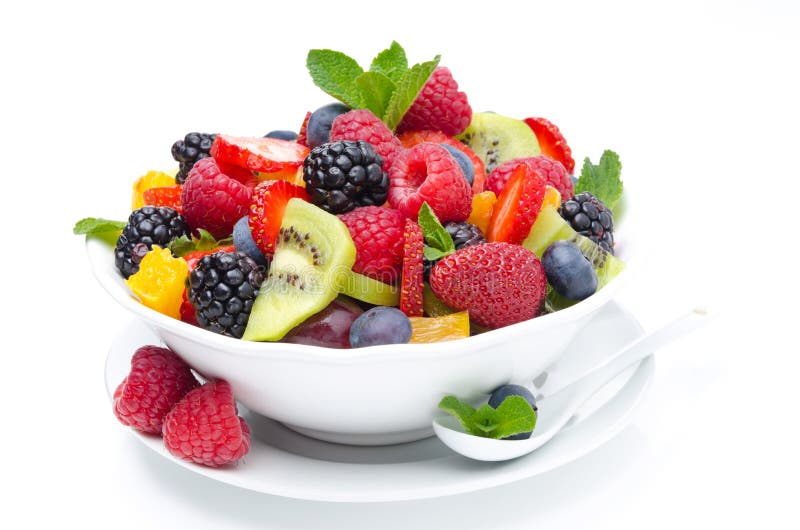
[575,149,623,210]
[382,55,440,130]
[369,41,408,83]
[438,395,479,435]
[438,395,537,439]
[355,71,396,119]
[423,245,449,261]
[73,217,126,236]
[306,49,365,109]
[418,202,454,257]
[168,229,229,257]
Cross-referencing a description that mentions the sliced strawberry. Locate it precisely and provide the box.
[249,180,309,256]
[523,117,575,174]
[486,164,546,244]
[397,130,487,194]
[400,219,424,317]
[182,245,236,271]
[211,135,309,174]
[143,185,183,211]
[296,111,312,147]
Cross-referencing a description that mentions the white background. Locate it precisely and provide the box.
[2,0,798,528]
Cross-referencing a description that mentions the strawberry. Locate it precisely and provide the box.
[400,219,424,317]
[296,111,312,147]
[429,243,546,329]
[142,185,182,211]
[211,134,309,175]
[249,180,309,256]
[523,117,575,174]
[182,245,236,271]
[486,164,545,244]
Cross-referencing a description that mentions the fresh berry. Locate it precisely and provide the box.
[233,216,268,267]
[487,156,573,201]
[248,179,309,255]
[296,111,312,147]
[523,117,575,174]
[398,130,487,194]
[180,157,253,239]
[388,142,472,222]
[486,164,546,244]
[338,206,405,283]
[188,251,265,338]
[211,134,309,175]
[422,221,486,280]
[329,109,402,172]
[429,242,546,329]
[182,245,236,271]
[303,140,388,214]
[142,185,182,211]
[542,240,598,301]
[441,144,474,186]
[172,132,217,184]
[397,66,472,137]
[113,345,199,434]
[179,290,199,326]
[126,247,189,319]
[488,384,538,440]
[115,206,190,278]
[400,219,424,316]
[349,306,412,348]
[162,380,251,467]
[265,130,298,141]
[559,192,615,253]
[306,102,351,148]
[283,298,364,349]
[132,170,176,210]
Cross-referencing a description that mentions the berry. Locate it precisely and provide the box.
[349,306,412,348]
[142,185,182,211]
[306,102,351,148]
[248,179,309,255]
[113,345,199,434]
[388,142,472,222]
[338,206,405,283]
[296,111,312,147]
[422,221,486,280]
[429,242,546,329]
[523,117,575,174]
[188,251,265,338]
[542,240,598,301]
[303,140,388,214]
[397,130,487,194]
[182,245,236,271]
[397,66,472,137]
[180,157,253,239]
[125,246,189,319]
[162,380,251,467]
[210,134,309,175]
[115,206,190,278]
[441,143,474,186]
[329,109,402,172]
[265,130,298,141]
[233,216,268,267]
[488,384,538,440]
[171,132,217,184]
[400,219,424,317]
[486,164,546,244]
[487,156,573,202]
[559,192,615,253]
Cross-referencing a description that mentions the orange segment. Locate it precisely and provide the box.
[126,246,188,319]
[257,166,305,187]
[466,191,497,235]
[541,185,561,211]
[132,170,176,210]
[409,311,470,343]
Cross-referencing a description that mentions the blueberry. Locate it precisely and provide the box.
[541,240,598,301]
[440,144,474,186]
[307,103,351,148]
[488,384,538,440]
[233,216,269,268]
[349,306,412,348]
[264,130,298,141]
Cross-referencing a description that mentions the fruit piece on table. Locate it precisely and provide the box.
[340,270,400,307]
[486,155,573,202]
[243,199,356,341]
[466,190,497,235]
[249,179,309,256]
[542,240,598,301]
[486,164,546,244]
[132,170,176,210]
[282,297,364,348]
[329,109,403,172]
[349,306,413,348]
[456,112,540,174]
[523,117,575,174]
[211,134,309,175]
[115,206,190,278]
[338,205,405,283]
[396,66,472,137]
[408,311,470,343]
[125,246,189,319]
[400,219,424,317]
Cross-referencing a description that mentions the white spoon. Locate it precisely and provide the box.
[432,308,712,461]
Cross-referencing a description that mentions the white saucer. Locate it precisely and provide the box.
[104,301,654,502]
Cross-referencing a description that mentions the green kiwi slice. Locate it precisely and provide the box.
[242,199,356,341]
[341,270,399,307]
[456,112,541,173]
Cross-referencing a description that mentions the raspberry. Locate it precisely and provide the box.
[113,346,199,434]
[338,206,406,283]
[329,109,402,172]
[429,242,546,329]
[398,129,487,194]
[162,380,251,467]
[180,157,253,239]
[487,156,573,201]
[397,67,472,137]
[400,219,424,316]
[387,142,472,222]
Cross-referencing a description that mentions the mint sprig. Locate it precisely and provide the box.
[439,395,537,439]
[168,229,231,257]
[73,217,126,236]
[418,202,455,261]
[575,149,623,211]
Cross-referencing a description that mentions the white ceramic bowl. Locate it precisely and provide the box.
[87,227,635,445]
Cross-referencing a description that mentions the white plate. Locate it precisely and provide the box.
[104,301,653,503]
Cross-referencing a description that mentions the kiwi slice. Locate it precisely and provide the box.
[423,283,456,317]
[456,112,541,173]
[341,270,400,307]
[242,199,356,341]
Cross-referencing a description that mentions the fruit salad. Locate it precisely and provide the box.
[76,42,626,350]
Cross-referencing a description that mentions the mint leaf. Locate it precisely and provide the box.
[369,41,408,83]
[168,229,229,257]
[423,245,450,261]
[73,217,126,236]
[382,55,440,130]
[438,395,537,439]
[306,49,364,109]
[418,202,454,258]
[356,71,396,119]
[575,150,623,211]
[438,395,480,435]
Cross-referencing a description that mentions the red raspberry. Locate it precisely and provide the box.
[398,129,487,194]
[162,380,251,468]
[338,206,406,284]
[487,156,574,200]
[388,142,472,222]
[113,346,199,434]
[429,242,546,329]
[329,109,402,172]
[397,67,472,137]
[180,157,253,239]
[400,219,424,316]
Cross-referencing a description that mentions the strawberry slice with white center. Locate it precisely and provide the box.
[249,180,309,256]
[211,135,309,174]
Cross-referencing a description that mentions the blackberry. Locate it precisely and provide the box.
[171,132,217,184]
[115,206,190,278]
[303,140,388,214]
[559,192,615,254]
[423,222,487,280]
[188,251,265,339]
